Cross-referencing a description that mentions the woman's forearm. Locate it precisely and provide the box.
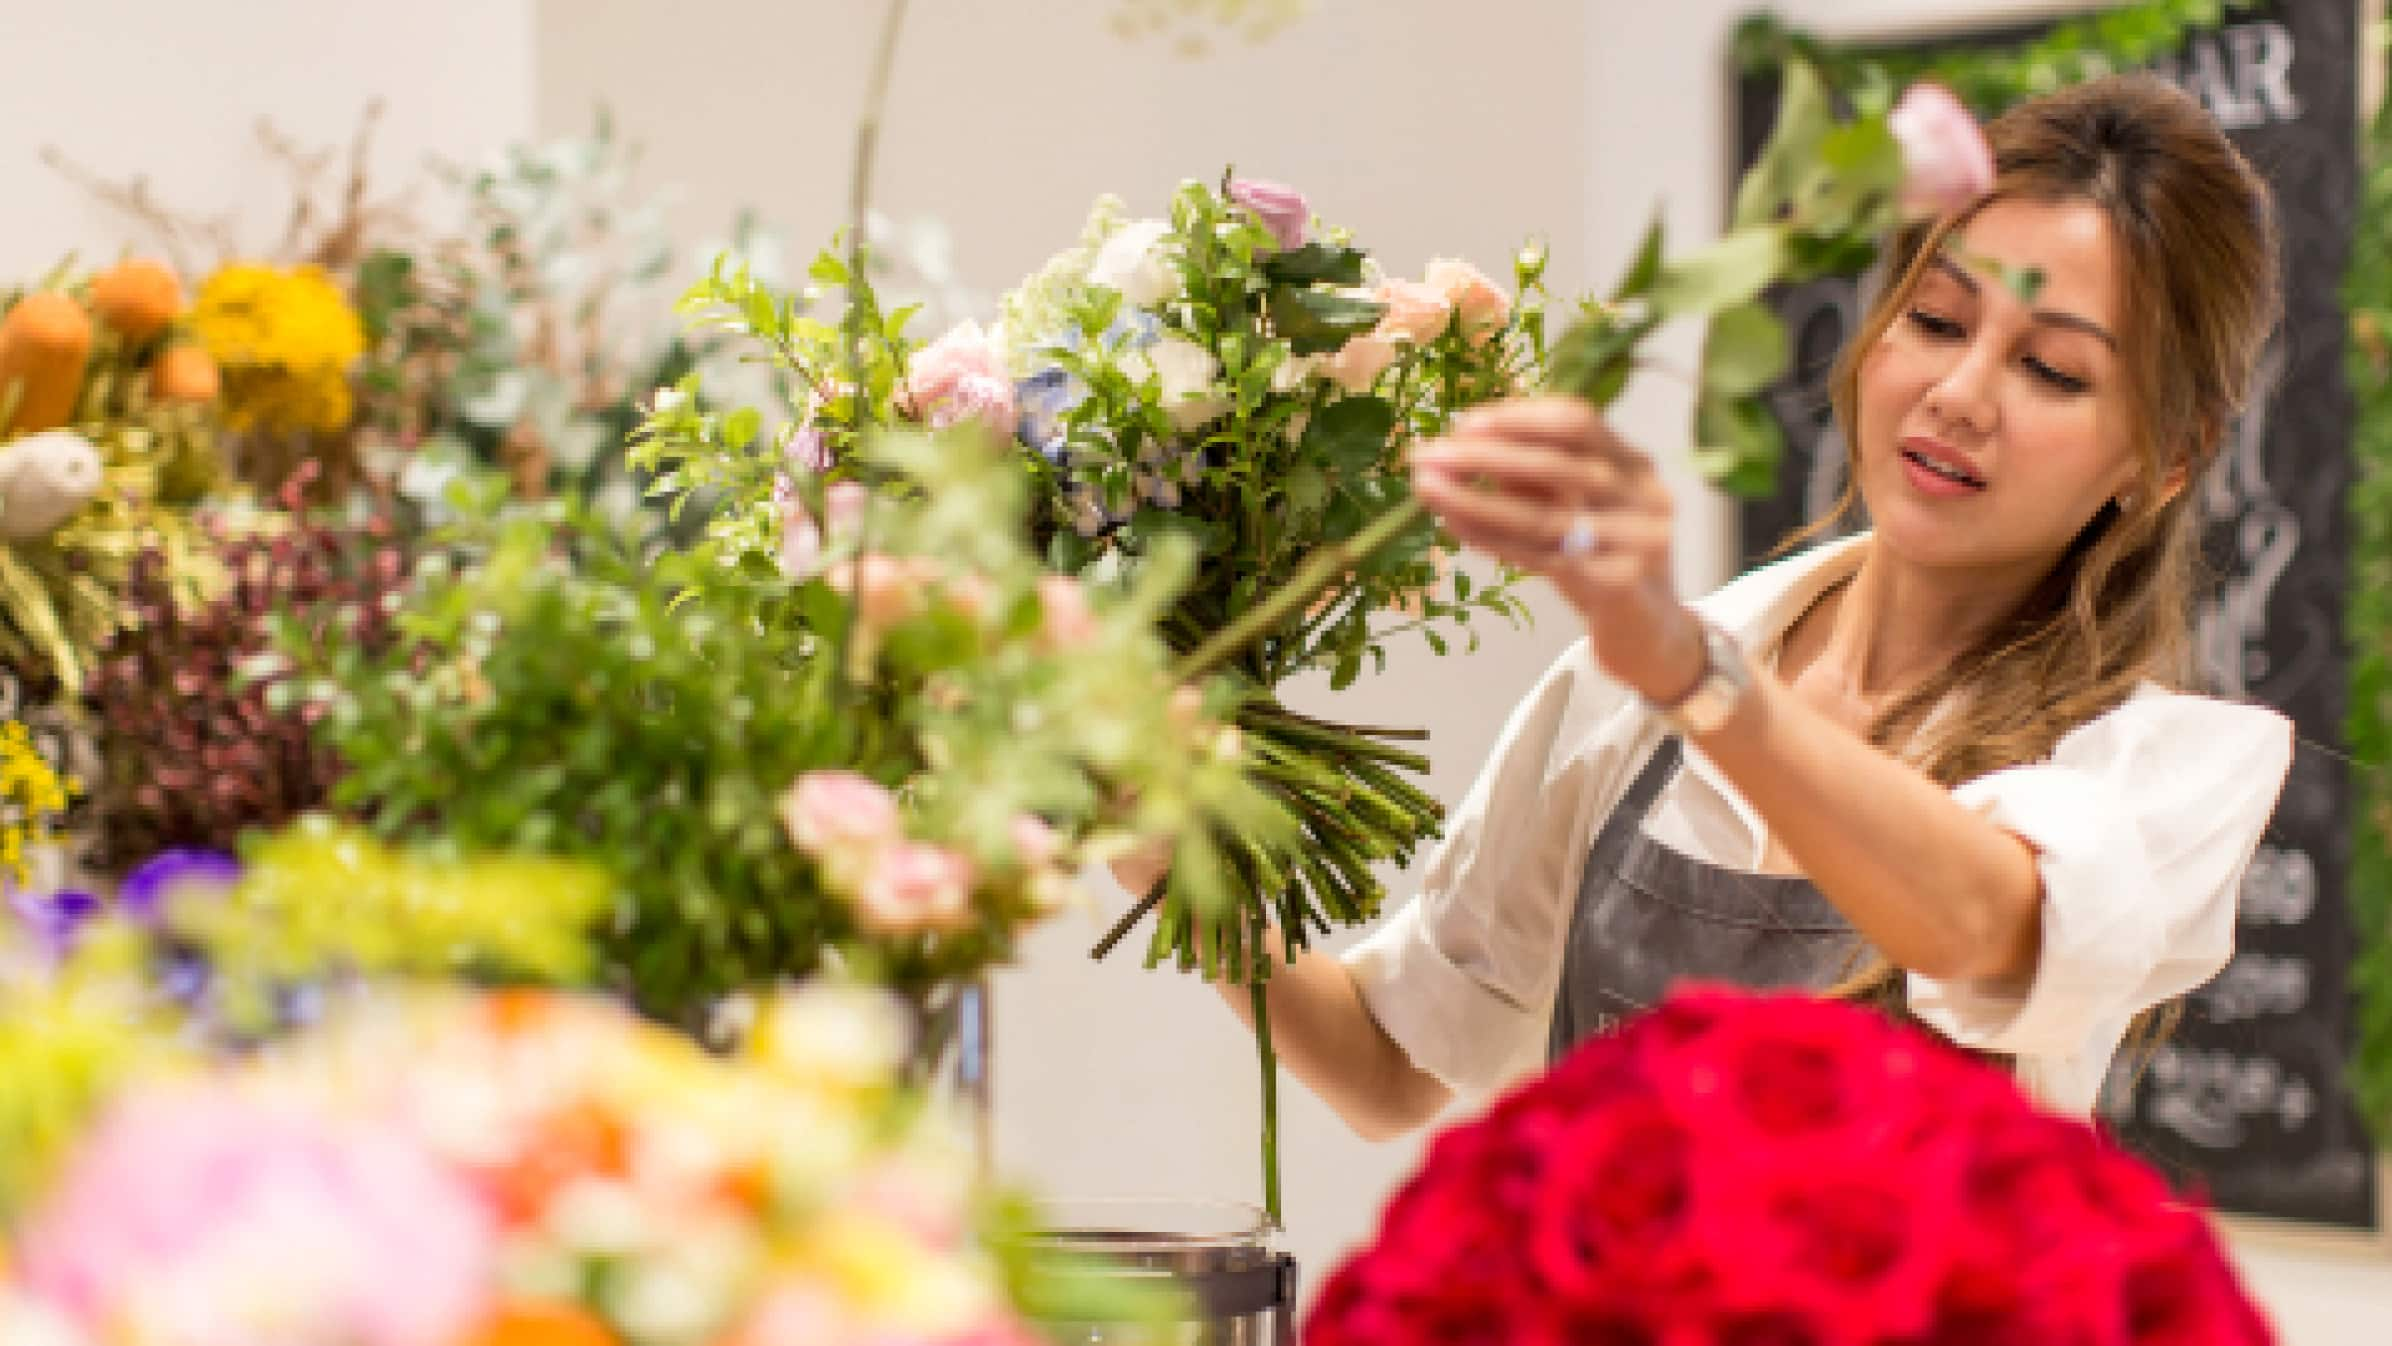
[1211,930,1451,1142]
[1689,668,2044,983]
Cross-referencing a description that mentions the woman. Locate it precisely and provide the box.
[1121,73,2294,1139]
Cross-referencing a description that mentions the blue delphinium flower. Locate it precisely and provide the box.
[1016,365,1086,466]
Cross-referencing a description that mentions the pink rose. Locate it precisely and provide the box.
[854,841,976,934]
[1888,83,1995,217]
[1323,332,1399,393]
[906,322,1017,435]
[780,771,902,870]
[1373,278,1453,346]
[1228,177,1309,251]
[1424,258,1512,345]
[1036,575,1101,650]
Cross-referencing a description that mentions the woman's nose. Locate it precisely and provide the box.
[1921,340,2001,438]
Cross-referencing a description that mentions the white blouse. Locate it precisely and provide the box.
[1343,533,2295,1117]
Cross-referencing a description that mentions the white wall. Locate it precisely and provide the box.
[0,1,536,275]
[530,0,2392,1339]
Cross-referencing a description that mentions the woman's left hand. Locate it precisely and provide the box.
[1411,396,1706,705]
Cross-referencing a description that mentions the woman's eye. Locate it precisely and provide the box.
[1905,309,1965,339]
[2023,355,2090,394]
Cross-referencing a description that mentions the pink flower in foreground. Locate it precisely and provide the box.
[1425,258,1512,345]
[781,771,902,868]
[17,1088,494,1346]
[854,841,976,935]
[1228,177,1310,251]
[1888,83,1995,216]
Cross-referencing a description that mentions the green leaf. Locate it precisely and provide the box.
[1611,212,1668,303]
[1261,242,1368,288]
[1650,226,1789,319]
[1300,396,1398,476]
[1731,57,1835,230]
[720,406,762,451]
[1700,302,1789,398]
[1692,391,1786,497]
[1268,289,1386,356]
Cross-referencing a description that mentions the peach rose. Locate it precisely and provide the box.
[1424,258,1511,345]
[1373,278,1453,346]
[1323,332,1399,393]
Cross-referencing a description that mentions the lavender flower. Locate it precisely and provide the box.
[118,849,242,924]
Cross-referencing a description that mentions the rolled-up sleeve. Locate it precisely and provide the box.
[1906,691,2294,1057]
[1342,642,1639,1097]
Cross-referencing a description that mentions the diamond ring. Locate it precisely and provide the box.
[1557,514,1602,558]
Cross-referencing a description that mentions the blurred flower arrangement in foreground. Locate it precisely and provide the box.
[0,832,1149,1346]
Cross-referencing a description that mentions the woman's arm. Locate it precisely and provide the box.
[1681,668,2043,983]
[1107,853,1452,1139]
[1412,398,2044,985]
[1211,931,1453,1141]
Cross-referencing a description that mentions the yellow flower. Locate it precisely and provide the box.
[191,263,366,435]
[0,721,72,889]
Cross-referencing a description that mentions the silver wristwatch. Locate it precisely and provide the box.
[1647,620,1751,736]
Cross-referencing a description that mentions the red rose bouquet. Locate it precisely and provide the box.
[1309,989,2273,1346]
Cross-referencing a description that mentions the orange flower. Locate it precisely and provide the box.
[484,1100,630,1226]
[460,1302,617,1346]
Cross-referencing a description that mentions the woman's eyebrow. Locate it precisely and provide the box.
[1930,254,2118,350]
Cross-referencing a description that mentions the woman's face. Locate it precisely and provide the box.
[1854,197,2149,579]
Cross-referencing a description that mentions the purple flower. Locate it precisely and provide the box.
[8,887,102,960]
[1228,178,1309,251]
[118,849,242,924]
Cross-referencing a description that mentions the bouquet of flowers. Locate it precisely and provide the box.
[640,175,1541,990]
[1310,989,2273,1346]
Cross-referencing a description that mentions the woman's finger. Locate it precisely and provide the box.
[1412,437,1630,504]
[1416,468,1671,562]
[1448,396,1602,449]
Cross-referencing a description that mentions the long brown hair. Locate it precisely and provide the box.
[1797,76,2281,1048]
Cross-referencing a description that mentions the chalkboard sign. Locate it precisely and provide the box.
[1732,0,2376,1229]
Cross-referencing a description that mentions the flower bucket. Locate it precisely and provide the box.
[1028,1198,1298,1346]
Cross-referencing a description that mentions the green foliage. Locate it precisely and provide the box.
[297,436,1281,1025]
[2345,85,2392,1137]
[1734,0,2256,118]
[1550,54,1904,490]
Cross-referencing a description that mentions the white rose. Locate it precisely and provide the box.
[1087,219,1183,308]
[1146,336,1231,431]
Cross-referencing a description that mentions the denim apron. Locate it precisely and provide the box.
[1548,736,1872,1060]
